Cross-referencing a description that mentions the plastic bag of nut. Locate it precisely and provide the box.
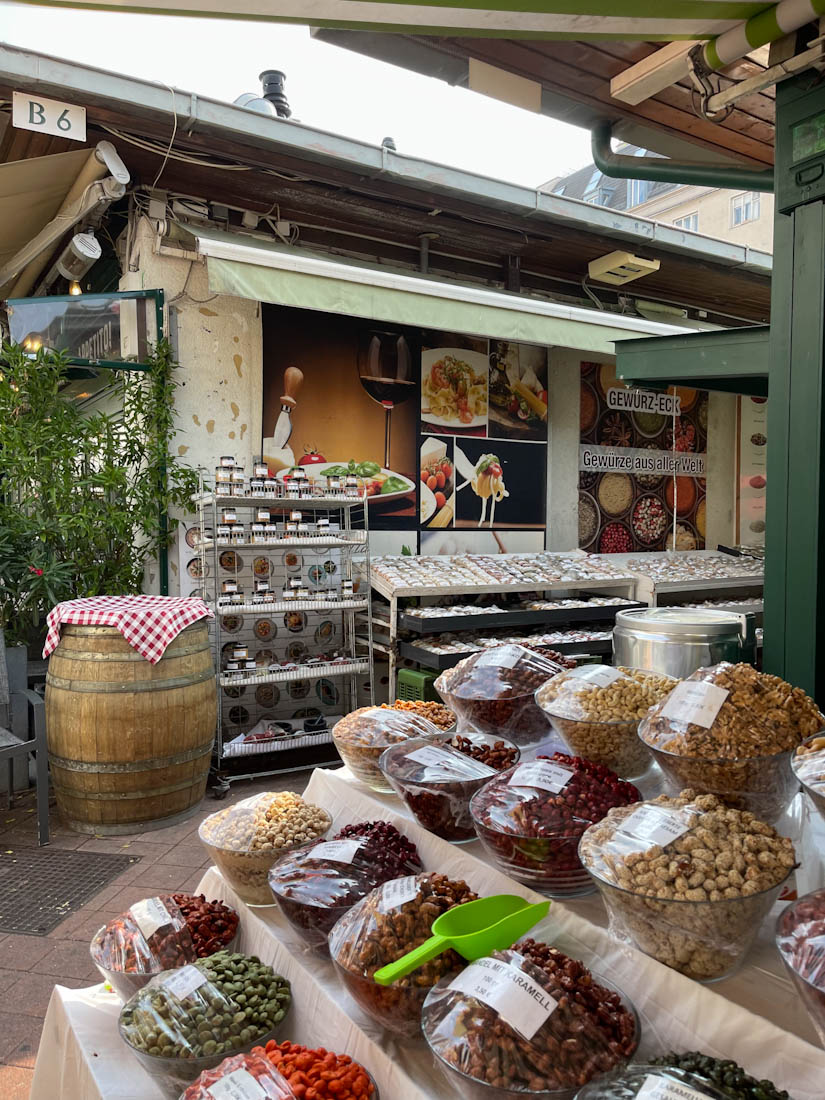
[179,1052,296,1099]
[199,792,332,906]
[776,887,825,1047]
[434,645,571,748]
[90,896,199,1001]
[331,706,445,792]
[328,871,478,1038]
[535,666,677,779]
[379,734,519,843]
[470,753,641,897]
[638,662,825,823]
[421,943,639,1100]
[268,820,423,953]
[579,790,797,982]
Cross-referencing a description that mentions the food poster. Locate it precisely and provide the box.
[579,362,709,554]
[738,396,767,546]
[262,306,418,531]
[419,331,548,540]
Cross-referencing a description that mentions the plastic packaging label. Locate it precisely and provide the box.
[659,681,729,728]
[207,1068,268,1100]
[566,666,623,686]
[162,965,208,1001]
[406,745,496,778]
[477,647,520,669]
[129,897,171,941]
[448,956,557,1041]
[508,761,573,794]
[620,805,689,848]
[636,1076,709,1100]
[379,875,419,912]
[308,839,364,864]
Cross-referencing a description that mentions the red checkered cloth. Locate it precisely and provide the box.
[43,595,213,664]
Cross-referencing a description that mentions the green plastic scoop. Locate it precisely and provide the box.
[373,894,550,986]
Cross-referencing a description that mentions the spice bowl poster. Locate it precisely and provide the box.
[579,362,709,553]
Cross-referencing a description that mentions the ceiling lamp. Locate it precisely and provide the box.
[69,280,82,295]
[588,250,661,286]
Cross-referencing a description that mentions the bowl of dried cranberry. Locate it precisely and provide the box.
[379,733,519,843]
[268,820,422,954]
[469,753,641,897]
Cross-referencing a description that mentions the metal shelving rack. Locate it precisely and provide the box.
[196,476,373,783]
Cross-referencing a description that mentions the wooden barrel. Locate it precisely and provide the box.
[45,621,217,835]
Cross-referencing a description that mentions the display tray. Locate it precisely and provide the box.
[200,533,367,550]
[399,634,612,669]
[372,574,635,600]
[398,599,645,634]
[215,597,368,615]
[219,657,370,687]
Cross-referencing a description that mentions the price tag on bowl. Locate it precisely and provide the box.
[659,681,728,728]
[162,965,208,1001]
[477,646,520,669]
[129,897,172,941]
[508,761,572,794]
[448,957,557,1040]
[307,838,364,864]
[406,745,495,778]
[565,665,623,687]
[636,1075,710,1100]
[619,805,689,848]
[208,1068,268,1100]
[379,875,419,912]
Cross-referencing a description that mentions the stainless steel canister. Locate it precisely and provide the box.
[612,607,757,679]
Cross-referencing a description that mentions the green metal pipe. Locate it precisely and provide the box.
[591,122,774,193]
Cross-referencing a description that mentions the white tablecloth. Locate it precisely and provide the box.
[30,766,825,1100]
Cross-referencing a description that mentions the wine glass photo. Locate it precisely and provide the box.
[357,330,415,469]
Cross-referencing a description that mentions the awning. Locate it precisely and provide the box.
[188,226,692,357]
[0,146,108,298]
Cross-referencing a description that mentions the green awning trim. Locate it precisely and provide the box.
[191,227,690,357]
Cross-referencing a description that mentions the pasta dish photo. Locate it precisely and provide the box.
[422,348,488,428]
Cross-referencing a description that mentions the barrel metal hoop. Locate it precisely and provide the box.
[45,668,216,693]
[51,770,211,800]
[50,641,210,662]
[48,741,215,773]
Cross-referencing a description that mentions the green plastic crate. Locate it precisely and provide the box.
[397,667,439,702]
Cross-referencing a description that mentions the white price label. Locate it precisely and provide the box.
[636,1075,710,1100]
[508,761,573,794]
[308,839,364,864]
[406,745,495,778]
[162,965,208,1001]
[379,875,419,912]
[566,665,623,687]
[620,805,689,848]
[659,681,728,728]
[477,646,520,669]
[129,897,172,941]
[207,1068,267,1100]
[448,957,557,1040]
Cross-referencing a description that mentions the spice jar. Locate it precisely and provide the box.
[214,467,232,486]
[251,523,266,542]
[264,478,278,496]
[256,508,271,523]
[222,580,238,595]
[254,462,269,478]
[221,510,238,525]
[232,645,248,661]
[265,523,279,540]
[230,524,245,544]
[216,524,231,540]
[250,477,265,494]
[230,590,245,605]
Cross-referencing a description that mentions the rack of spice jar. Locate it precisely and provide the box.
[195,460,374,782]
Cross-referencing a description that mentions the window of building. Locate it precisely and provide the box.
[731,192,760,227]
[673,212,699,232]
[627,178,651,206]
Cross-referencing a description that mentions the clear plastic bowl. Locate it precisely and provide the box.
[200,826,331,906]
[379,733,520,843]
[791,733,825,824]
[331,707,444,793]
[423,968,639,1100]
[573,1065,728,1098]
[90,929,238,1002]
[581,844,792,983]
[330,953,451,1039]
[775,887,825,1047]
[640,736,798,825]
[541,707,650,780]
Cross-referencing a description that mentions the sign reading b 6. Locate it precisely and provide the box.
[12,92,86,141]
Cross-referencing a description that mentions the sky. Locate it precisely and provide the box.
[0,2,593,188]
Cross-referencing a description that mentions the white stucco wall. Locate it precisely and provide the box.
[120,217,263,594]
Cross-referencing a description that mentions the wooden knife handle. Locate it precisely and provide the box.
[280,366,304,408]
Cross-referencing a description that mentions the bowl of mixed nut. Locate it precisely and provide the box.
[198,792,332,906]
[470,753,641,897]
[379,732,519,843]
[536,666,677,779]
[380,698,457,733]
[332,706,445,792]
[579,789,797,982]
[422,941,639,1099]
[638,663,823,823]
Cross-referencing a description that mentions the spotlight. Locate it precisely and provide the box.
[69,280,82,296]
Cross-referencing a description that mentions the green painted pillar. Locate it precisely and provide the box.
[763,75,825,702]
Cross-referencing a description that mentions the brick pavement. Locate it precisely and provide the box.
[0,771,311,1099]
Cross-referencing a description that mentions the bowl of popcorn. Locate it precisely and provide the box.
[198,792,332,905]
[536,666,676,779]
[579,789,796,982]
